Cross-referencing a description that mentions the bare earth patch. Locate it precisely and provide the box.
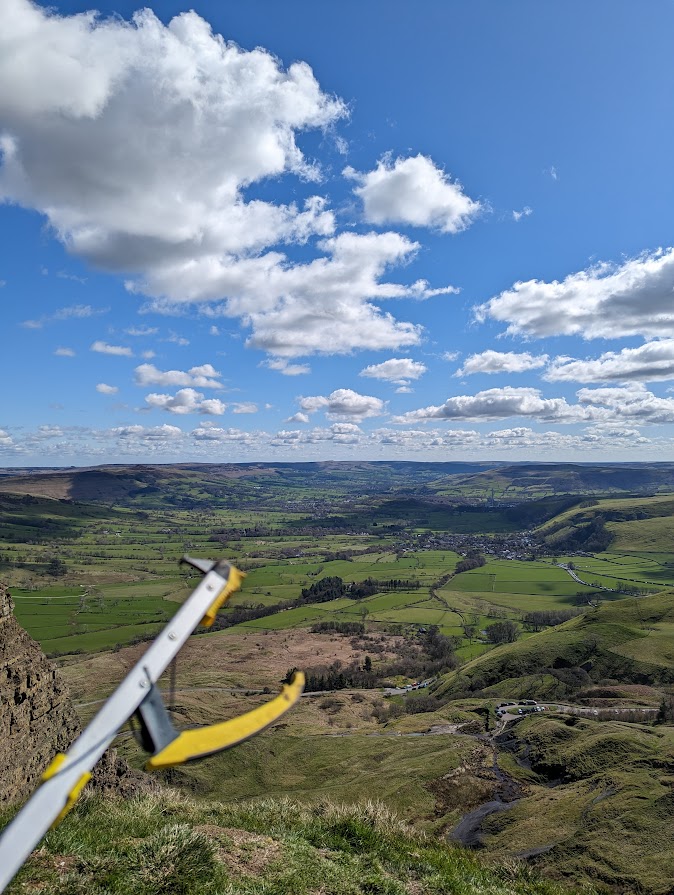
[196,824,281,875]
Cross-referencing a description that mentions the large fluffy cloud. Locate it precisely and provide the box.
[546,340,674,383]
[576,383,674,425]
[456,350,548,376]
[477,248,674,339]
[139,230,452,356]
[299,388,385,421]
[345,155,481,233]
[0,0,344,267]
[0,2,460,359]
[392,387,588,424]
[393,383,674,427]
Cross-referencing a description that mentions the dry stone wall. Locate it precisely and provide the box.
[0,584,146,805]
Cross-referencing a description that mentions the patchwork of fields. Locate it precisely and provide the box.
[5,482,674,663]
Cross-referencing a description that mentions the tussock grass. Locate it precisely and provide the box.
[3,791,595,895]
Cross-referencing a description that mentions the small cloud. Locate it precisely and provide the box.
[335,136,349,156]
[141,349,156,359]
[360,357,426,382]
[299,388,386,421]
[125,325,158,336]
[345,154,481,233]
[512,206,533,222]
[91,340,133,356]
[548,165,558,181]
[56,270,87,284]
[24,304,106,329]
[96,383,119,395]
[54,347,75,357]
[134,363,223,389]
[209,325,220,336]
[164,332,190,346]
[145,388,227,415]
[263,358,311,376]
[232,402,258,414]
[395,386,413,394]
[443,351,460,362]
[287,412,310,424]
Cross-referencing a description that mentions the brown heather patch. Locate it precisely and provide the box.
[61,628,403,704]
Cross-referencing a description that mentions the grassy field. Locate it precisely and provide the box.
[2,791,592,895]
[8,488,674,658]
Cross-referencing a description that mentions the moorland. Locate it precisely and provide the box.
[3,460,674,893]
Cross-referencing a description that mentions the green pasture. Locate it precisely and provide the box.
[13,591,175,655]
[451,559,598,598]
[609,620,674,667]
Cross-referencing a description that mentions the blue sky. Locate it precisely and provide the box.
[4,0,674,464]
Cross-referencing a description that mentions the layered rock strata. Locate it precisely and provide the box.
[0,584,145,805]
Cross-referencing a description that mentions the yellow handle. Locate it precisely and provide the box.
[146,672,305,769]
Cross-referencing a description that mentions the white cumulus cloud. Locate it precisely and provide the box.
[299,388,386,421]
[112,424,183,439]
[134,363,223,389]
[345,154,481,233]
[545,340,674,383]
[477,248,674,340]
[54,347,75,357]
[0,1,344,270]
[91,340,132,356]
[96,383,118,394]
[0,2,467,360]
[263,358,311,376]
[359,357,427,382]
[191,423,255,442]
[456,350,549,376]
[577,383,674,425]
[145,388,227,415]
[392,387,590,424]
[139,230,450,357]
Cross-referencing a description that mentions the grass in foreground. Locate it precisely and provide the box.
[4,792,596,895]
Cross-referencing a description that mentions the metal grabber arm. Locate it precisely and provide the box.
[0,556,305,894]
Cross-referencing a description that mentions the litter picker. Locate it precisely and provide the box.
[0,556,305,893]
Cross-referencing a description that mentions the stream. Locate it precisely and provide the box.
[448,739,522,847]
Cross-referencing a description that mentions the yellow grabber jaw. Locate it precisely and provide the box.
[180,555,246,627]
[140,671,305,770]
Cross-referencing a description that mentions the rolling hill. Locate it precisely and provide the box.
[433,591,674,701]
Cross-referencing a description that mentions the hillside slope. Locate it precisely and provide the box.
[433,592,674,700]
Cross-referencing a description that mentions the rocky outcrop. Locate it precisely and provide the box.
[0,584,146,805]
